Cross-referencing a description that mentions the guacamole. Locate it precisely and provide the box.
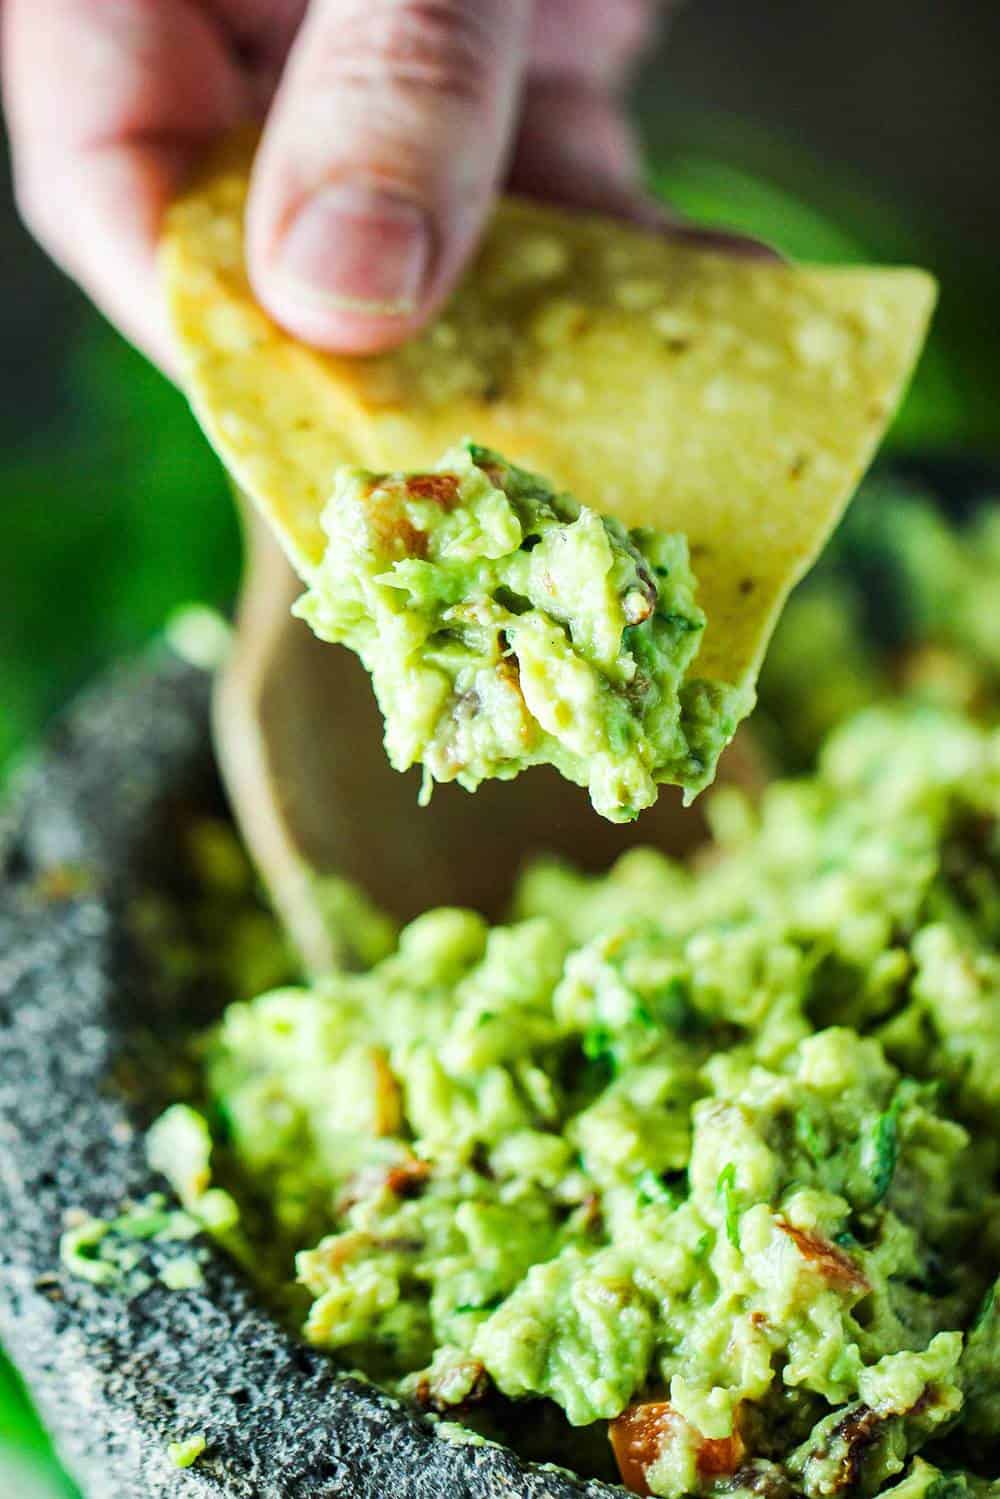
[146,698,1000,1497]
[760,479,1000,769]
[294,442,747,822]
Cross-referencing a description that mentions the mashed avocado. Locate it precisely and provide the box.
[760,480,1000,770]
[148,698,1000,1497]
[294,442,747,822]
[167,1433,207,1470]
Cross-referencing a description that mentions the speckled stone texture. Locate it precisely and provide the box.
[0,652,622,1499]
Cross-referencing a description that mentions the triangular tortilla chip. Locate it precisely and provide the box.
[162,134,935,686]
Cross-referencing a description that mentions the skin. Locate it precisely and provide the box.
[1,0,764,374]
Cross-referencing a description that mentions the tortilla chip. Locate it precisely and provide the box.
[162,134,935,685]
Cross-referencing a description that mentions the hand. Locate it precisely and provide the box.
[3,0,685,372]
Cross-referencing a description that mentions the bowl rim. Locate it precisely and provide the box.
[0,650,618,1499]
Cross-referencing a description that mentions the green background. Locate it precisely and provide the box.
[2,1,998,1490]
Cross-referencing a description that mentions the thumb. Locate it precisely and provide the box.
[247,0,531,354]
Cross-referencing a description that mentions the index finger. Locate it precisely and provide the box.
[2,0,249,371]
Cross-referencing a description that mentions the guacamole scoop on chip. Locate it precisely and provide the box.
[162,135,936,821]
[294,441,747,821]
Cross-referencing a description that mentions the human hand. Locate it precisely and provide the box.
[3,2,697,372]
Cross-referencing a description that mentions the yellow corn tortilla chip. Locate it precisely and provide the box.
[162,135,935,686]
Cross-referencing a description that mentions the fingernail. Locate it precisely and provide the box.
[275,183,430,316]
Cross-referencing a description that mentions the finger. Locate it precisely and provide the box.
[203,0,308,102]
[506,75,658,224]
[2,0,249,371]
[206,0,308,54]
[529,0,661,90]
[508,76,780,260]
[247,0,533,355]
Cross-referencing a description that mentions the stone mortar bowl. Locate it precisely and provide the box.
[0,651,625,1499]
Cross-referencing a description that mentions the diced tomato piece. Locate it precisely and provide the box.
[383,1157,431,1198]
[360,481,428,558]
[609,1401,743,1495]
[404,473,462,508]
[779,1222,870,1295]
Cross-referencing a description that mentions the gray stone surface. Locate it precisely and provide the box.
[0,652,623,1498]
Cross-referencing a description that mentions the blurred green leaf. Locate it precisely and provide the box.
[0,318,239,778]
[645,106,1000,457]
[654,155,872,261]
[0,1358,80,1496]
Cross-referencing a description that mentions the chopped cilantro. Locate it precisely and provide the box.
[795,1108,824,1163]
[865,1097,902,1204]
[582,1025,614,1063]
[971,1279,996,1332]
[716,1163,741,1249]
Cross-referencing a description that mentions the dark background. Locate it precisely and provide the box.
[1,0,998,1491]
[642,0,1000,453]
